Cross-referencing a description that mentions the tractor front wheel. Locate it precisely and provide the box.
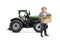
[33,22,41,33]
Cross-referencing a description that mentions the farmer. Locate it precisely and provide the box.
[39,7,49,37]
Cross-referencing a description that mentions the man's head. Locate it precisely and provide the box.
[41,7,47,12]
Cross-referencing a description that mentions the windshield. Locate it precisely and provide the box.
[20,12,27,17]
[20,12,27,20]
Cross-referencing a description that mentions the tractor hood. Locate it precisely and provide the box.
[29,16,39,20]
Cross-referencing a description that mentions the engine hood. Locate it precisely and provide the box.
[29,16,39,20]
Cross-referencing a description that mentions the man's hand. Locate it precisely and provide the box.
[39,17,43,20]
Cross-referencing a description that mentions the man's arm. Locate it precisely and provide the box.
[38,12,43,20]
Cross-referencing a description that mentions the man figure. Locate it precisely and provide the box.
[39,7,49,37]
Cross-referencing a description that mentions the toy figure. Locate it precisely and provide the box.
[39,7,49,37]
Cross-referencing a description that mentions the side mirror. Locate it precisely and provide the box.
[29,11,30,15]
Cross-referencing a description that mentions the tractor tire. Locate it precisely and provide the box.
[9,20,23,33]
[33,22,41,33]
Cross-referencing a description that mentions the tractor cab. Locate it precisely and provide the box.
[18,10,31,27]
[18,10,30,21]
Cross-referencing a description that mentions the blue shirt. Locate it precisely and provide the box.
[38,12,48,18]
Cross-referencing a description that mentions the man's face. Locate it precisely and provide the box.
[42,8,46,12]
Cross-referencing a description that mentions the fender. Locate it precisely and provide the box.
[11,18,23,24]
[34,20,41,23]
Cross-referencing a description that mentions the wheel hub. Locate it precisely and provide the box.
[38,26,40,28]
[13,23,20,30]
[36,23,41,31]
[15,25,17,27]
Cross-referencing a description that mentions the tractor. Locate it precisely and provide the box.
[8,10,42,33]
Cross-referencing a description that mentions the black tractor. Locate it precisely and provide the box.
[8,10,42,33]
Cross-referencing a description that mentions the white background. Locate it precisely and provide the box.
[0,0,60,40]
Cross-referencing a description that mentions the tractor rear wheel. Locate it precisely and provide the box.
[9,20,22,32]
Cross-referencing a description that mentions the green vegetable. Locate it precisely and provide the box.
[42,13,52,20]
[47,13,51,18]
[43,16,47,19]
[42,16,47,20]
[47,13,51,16]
